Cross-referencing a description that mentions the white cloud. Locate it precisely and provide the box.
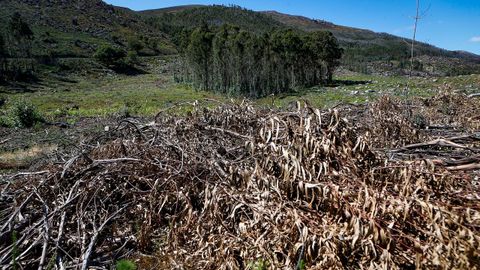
[470,36,480,43]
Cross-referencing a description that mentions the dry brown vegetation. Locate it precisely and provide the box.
[1,93,479,269]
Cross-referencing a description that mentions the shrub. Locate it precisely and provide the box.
[117,103,132,118]
[0,98,15,128]
[127,36,144,53]
[125,51,139,66]
[93,45,126,68]
[0,114,15,128]
[13,100,43,127]
[0,100,44,128]
[411,113,428,129]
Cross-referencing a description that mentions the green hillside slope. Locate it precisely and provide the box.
[1,1,478,75]
[263,11,480,73]
[140,5,283,34]
[0,0,175,57]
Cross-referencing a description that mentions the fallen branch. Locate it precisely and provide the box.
[80,205,128,270]
[93,158,143,165]
[203,126,252,140]
[444,154,480,166]
[392,138,474,152]
[446,163,480,171]
[1,192,36,232]
[36,192,49,270]
[9,170,50,179]
[432,154,480,171]
[468,93,480,98]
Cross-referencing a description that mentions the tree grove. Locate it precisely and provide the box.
[182,25,343,97]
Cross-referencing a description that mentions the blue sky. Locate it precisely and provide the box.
[105,0,480,54]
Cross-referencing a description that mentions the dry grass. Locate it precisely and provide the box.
[0,145,57,170]
[0,94,479,269]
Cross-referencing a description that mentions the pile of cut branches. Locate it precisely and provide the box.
[1,96,479,269]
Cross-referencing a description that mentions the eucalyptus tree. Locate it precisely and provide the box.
[315,31,343,82]
[0,34,5,79]
[280,29,304,88]
[187,23,214,90]
[212,24,240,94]
[184,25,343,97]
[8,12,34,58]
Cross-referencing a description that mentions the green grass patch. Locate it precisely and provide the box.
[258,74,480,109]
[4,72,227,118]
[2,59,479,119]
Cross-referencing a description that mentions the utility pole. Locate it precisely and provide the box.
[405,0,421,116]
[410,0,420,79]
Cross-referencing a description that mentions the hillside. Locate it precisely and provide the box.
[263,11,480,74]
[263,10,480,62]
[0,0,175,57]
[141,5,480,76]
[1,1,479,75]
[140,5,283,35]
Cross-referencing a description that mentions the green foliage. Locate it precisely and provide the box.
[412,60,423,71]
[148,5,480,76]
[184,24,343,97]
[0,12,37,80]
[8,12,34,40]
[46,255,56,270]
[0,99,44,128]
[11,231,18,270]
[297,259,306,270]
[145,5,282,36]
[248,258,269,270]
[125,50,139,66]
[0,114,14,128]
[93,45,127,68]
[411,113,428,129]
[127,36,144,53]
[117,102,135,118]
[12,99,44,128]
[309,31,343,81]
[0,34,5,80]
[186,23,214,90]
[0,0,175,59]
[116,259,137,270]
[0,98,14,128]
[0,34,5,57]
[7,12,34,58]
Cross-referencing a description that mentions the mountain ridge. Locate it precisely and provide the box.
[261,10,480,59]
